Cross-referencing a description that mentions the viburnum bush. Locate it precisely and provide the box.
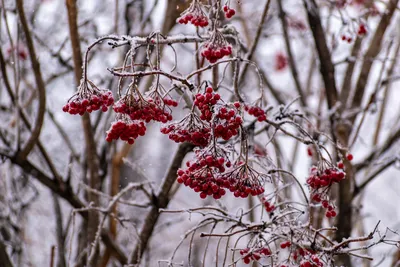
[58,0,400,266]
[2,0,400,266]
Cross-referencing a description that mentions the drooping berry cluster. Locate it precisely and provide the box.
[261,197,275,213]
[161,113,211,147]
[308,166,345,218]
[240,247,271,264]
[322,200,337,218]
[358,23,367,35]
[194,87,221,121]
[177,151,228,199]
[113,88,174,123]
[163,98,179,107]
[292,248,323,267]
[177,0,209,27]
[63,81,114,115]
[280,241,291,249]
[341,35,353,43]
[223,5,236,18]
[245,105,266,121]
[306,167,345,190]
[201,30,232,63]
[221,162,267,198]
[213,104,242,140]
[105,116,146,144]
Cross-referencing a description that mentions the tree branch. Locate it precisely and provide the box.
[16,0,46,160]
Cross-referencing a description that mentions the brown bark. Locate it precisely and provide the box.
[0,241,14,267]
[100,144,132,267]
[15,0,46,161]
[65,0,101,265]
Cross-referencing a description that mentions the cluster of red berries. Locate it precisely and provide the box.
[160,113,211,147]
[223,5,236,18]
[201,42,232,63]
[306,167,345,190]
[307,166,345,218]
[358,24,367,35]
[341,35,353,43]
[245,105,266,121]
[261,197,275,213]
[292,248,323,267]
[63,90,114,115]
[214,105,242,140]
[177,12,208,27]
[177,153,228,199]
[280,241,291,249]
[222,163,266,198]
[177,148,267,200]
[311,194,337,218]
[177,1,208,27]
[240,247,271,264]
[299,261,323,267]
[163,98,179,107]
[194,87,221,121]
[322,200,337,218]
[105,119,146,144]
[275,52,288,71]
[113,95,173,123]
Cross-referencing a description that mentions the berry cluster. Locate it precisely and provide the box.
[322,200,337,218]
[341,34,353,43]
[177,152,228,199]
[63,83,114,115]
[177,1,208,27]
[214,105,242,140]
[275,52,288,71]
[306,167,345,190]
[105,118,146,144]
[261,197,275,213]
[161,113,211,147]
[201,30,232,63]
[358,24,367,35]
[194,87,221,121]
[292,248,323,267]
[240,247,271,264]
[311,194,337,218]
[280,241,291,249]
[163,98,179,107]
[299,260,323,267]
[222,162,266,198]
[223,5,236,18]
[113,91,174,123]
[245,105,266,121]
[307,166,344,218]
